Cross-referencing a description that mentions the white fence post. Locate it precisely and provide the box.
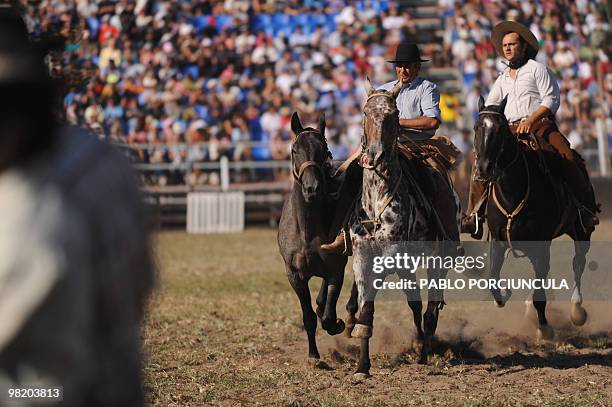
[220,156,230,192]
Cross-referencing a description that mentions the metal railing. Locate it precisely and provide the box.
[109,141,610,186]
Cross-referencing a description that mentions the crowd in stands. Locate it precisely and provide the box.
[437,0,610,162]
[21,0,610,186]
[23,0,403,186]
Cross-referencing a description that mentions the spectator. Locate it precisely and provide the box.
[440,91,461,126]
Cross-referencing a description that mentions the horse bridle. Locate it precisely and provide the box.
[291,130,327,190]
[360,92,399,171]
[359,92,403,238]
[476,110,520,182]
[477,110,531,253]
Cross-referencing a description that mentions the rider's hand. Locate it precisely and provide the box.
[516,117,535,134]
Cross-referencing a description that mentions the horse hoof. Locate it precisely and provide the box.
[536,325,554,342]
[418,355,428,365]
[495,299,506,308]
[327,319,346,336]
[309,359,332,370]
[570,303,588,326]
[353,372,371,380]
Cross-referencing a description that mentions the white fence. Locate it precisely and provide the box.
[187,191,245,234]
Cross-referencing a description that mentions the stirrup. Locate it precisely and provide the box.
[461,212,484,240]
[473,213,484,240]
[577,206,599,232]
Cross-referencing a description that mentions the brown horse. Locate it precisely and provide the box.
[474,97,591,340]
[278,113,348,359]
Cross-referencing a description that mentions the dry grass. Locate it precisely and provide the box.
[143,229,612,406]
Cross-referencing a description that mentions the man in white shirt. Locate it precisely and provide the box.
[462,21,599,238]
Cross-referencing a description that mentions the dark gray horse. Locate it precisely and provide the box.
[347,79,450,377]
[278,113,348,359]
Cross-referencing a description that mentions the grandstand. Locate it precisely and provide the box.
[21,0,611,228]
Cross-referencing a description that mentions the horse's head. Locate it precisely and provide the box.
[361,77,402,168]
[290,112,331,203]
[474,95,509,179]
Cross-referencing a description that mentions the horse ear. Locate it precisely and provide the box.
[318,114,326,139]
[291,112,304,135]
[478,96,485,112]
[390,80,402,99]
[364,76,375,96]
[499,96,508,113]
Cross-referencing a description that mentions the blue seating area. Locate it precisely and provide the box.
[188,5,390,38]
[251,13,339,36]
[355,0,389,12]
[88,0,389,38]
[188,13,342,37]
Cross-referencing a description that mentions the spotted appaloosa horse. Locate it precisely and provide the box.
[346,79,451,377]
[474,97,591,340]
[278,113,348,359]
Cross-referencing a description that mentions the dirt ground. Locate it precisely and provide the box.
[143,222,612,406]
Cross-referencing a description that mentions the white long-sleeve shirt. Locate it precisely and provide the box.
[485,59,561,122]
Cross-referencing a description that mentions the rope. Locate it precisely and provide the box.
[360,169,402,240]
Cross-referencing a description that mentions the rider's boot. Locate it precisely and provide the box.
[320,229,352,255]
[320,159,361,255]
[560,159,600,231]
[543,129,600,231]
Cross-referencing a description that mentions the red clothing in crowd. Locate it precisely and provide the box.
[99,23,119,44]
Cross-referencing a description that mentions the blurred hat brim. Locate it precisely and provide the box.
[387,57,429,63]
[0,52,50,85]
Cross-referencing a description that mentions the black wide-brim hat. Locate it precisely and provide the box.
[0,5,58,86]
[491,21,539,60]
[387,42,429,63]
